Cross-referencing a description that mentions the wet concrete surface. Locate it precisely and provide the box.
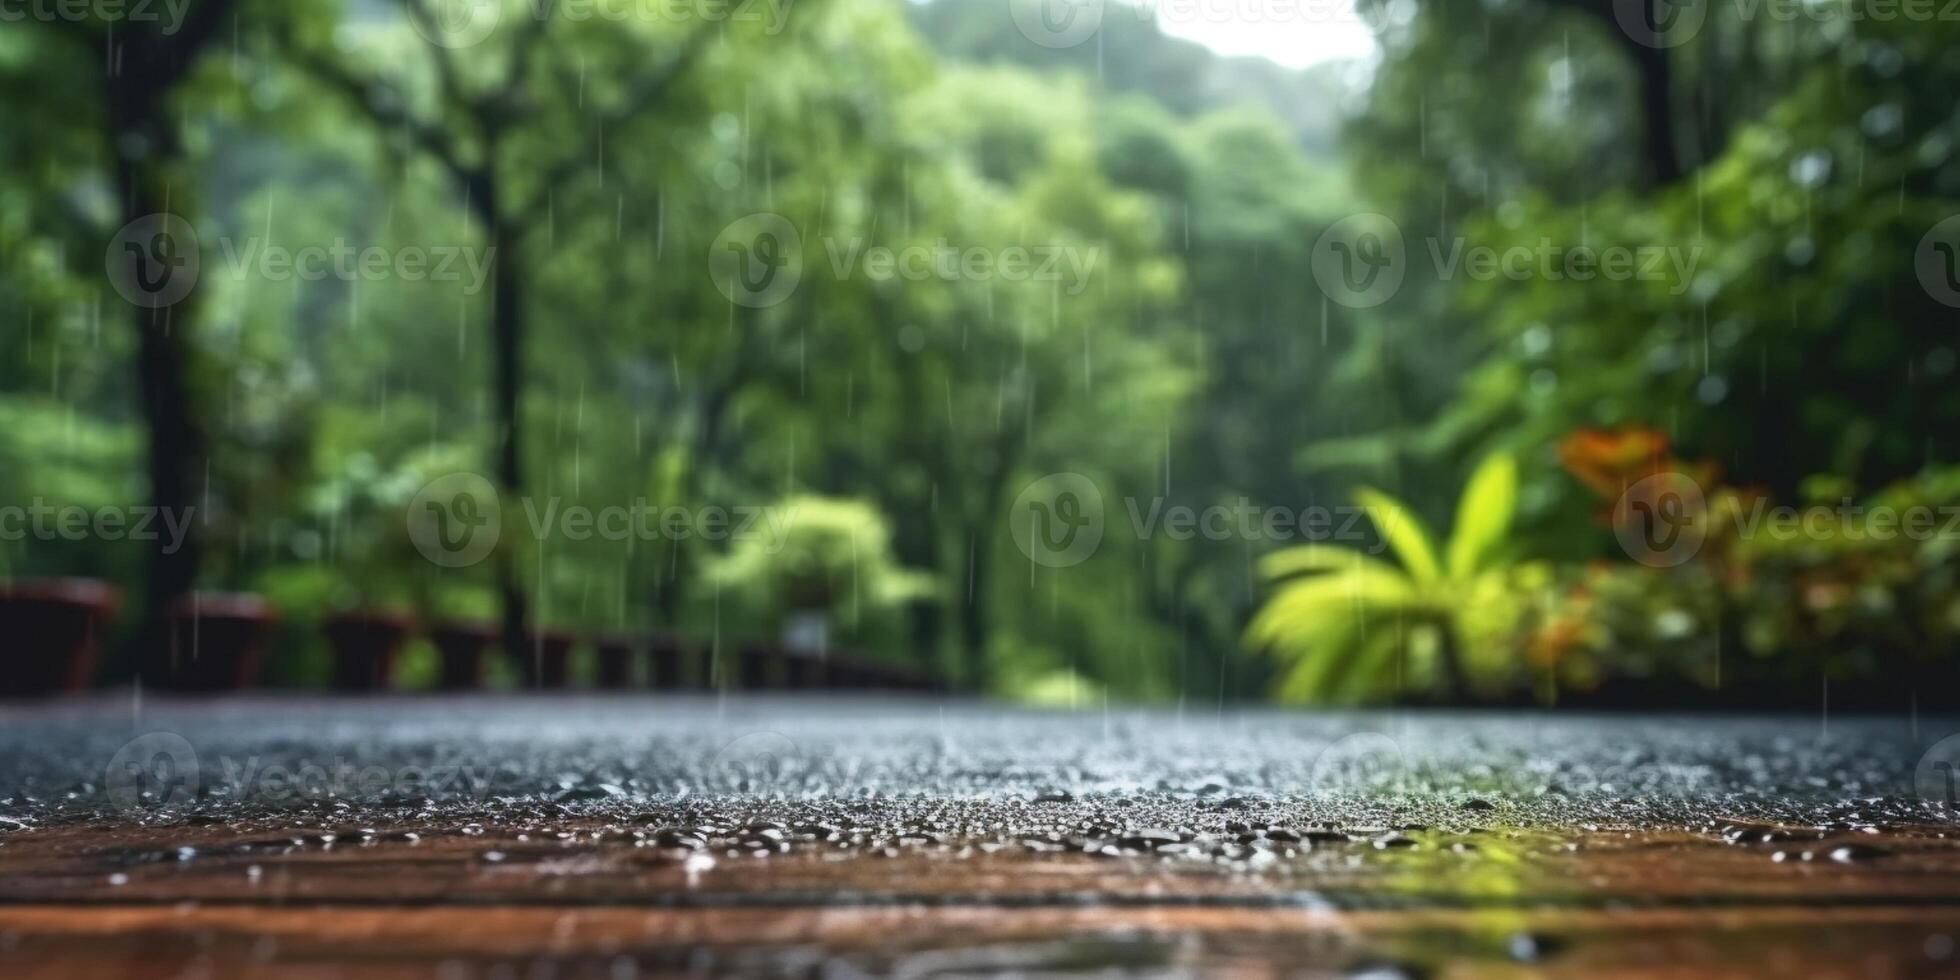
[2,695,1958,976]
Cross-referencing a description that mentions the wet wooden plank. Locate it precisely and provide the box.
[3,699,1957,974]
[2,815,1957,975]
[1,902,1955,978]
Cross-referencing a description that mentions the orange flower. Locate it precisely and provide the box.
[1529,616,1587,669]
[1558,427,1672,499]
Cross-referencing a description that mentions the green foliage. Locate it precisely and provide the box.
[6,0,1950,705]
[0,399,144,581]
[1723,468,1960,674]
[706,496,933,645]
[1248,455,1534,703]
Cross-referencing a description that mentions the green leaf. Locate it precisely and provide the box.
[1352,487,1442,585]
[1445,453,1518,579]
[1330,626,1408,703]
[1243,568,1420,660]
[1273,613,1366,702]
[1258,545,1403,584]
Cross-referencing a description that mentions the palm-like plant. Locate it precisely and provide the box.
[1246,454,1520,703]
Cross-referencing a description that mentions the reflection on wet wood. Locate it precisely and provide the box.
[2,904,1956,979]
[2,815,1956,976]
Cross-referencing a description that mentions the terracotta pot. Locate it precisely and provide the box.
[592,633,639,689]
[0,579,119,696]
[738,642,782,690]
[835,655,891,691]
[646,633,694,690]
[428,621,499,691]
[516,630,578,688]
[783,651,826,690]
[157,593,277,692]
[824,656,876,691]
[322,612,411,692]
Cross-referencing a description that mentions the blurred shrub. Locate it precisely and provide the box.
[1248,454,1549,703]
[706,495,934,655]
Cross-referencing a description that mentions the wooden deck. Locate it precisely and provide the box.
[2,696,1956,975]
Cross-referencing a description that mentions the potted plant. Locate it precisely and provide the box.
[304,449,489,692]
[429,620,500,690]
[738,640,783,690]
[157,592,278,692]
[704,496,937,693]
[646,632,699,690]
[515,629,578,688]
[321,611,411,691]
[822,654,872,691]
[592,632,641,689]
[0,578,120,696]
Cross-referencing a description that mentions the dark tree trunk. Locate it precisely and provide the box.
[486,212,530,676]
[1435,620,1470,704]
[895,502,945,679]
[108,77,207,666]
[907,591,943,678]
[957,523,991,691]
[1626,38,1684,187]
[1546,0,1689,187]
